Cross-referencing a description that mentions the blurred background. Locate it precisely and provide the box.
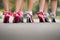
[0,0,60,19]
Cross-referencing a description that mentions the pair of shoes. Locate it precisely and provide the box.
[37,12,56,23]
[3,11,23,23]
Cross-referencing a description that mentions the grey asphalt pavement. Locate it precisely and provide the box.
[0,23,60,40]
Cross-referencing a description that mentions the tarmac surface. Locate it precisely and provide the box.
[0,23,60,40]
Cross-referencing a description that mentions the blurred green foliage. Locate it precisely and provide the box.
[0,0,3,9]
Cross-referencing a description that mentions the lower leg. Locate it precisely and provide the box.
[39,0,45,12]
[20,0,24,17]
[3,0,9,11]
[50,0,57,18]
[27,0,33,12]
[15,0,23,12]
[19,0,24,11]
[44,0,48,13]
[26,0,33,15]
